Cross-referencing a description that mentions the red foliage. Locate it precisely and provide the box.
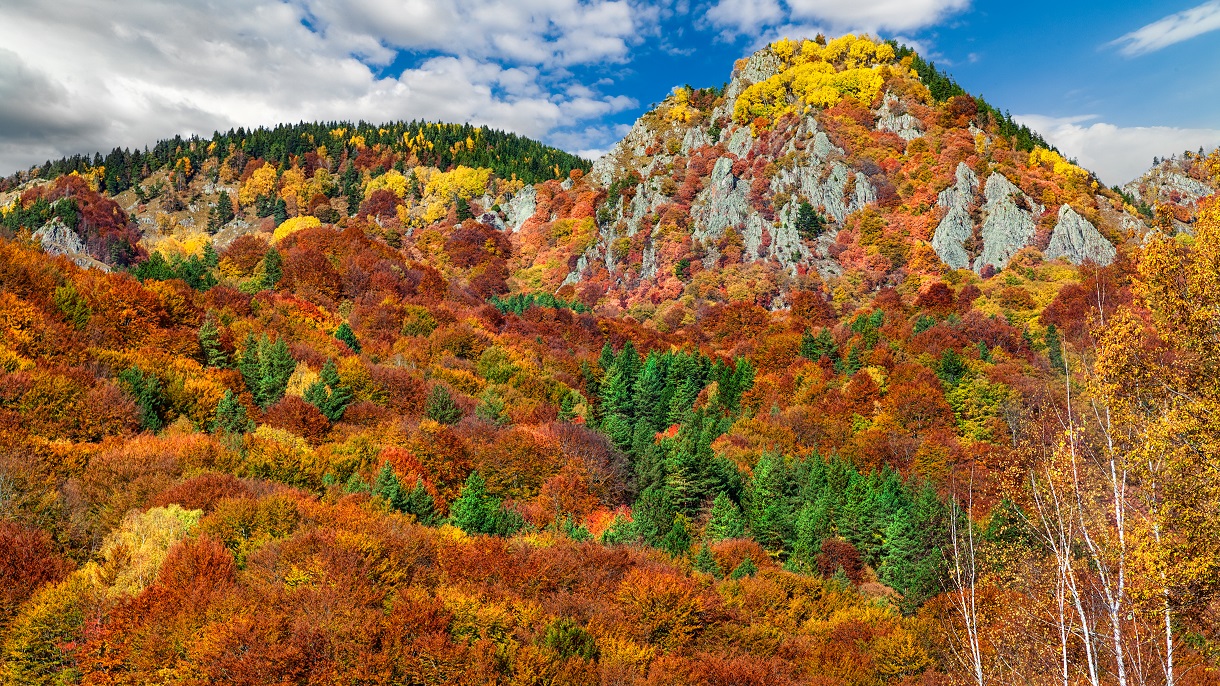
[0,522,72,619]
[816,538,864,582]
[263,396,331,444]
[150,472,251,511]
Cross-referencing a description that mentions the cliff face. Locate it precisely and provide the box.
[514,36,1140,314]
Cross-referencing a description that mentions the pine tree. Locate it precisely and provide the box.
[455,196,473,221]
[745,453,792,552]
[404,478,437,525]
[558,391,579,422]
[202,241,219,268]
[450,471,498,534]
[212,389,251,435]
[632,353,667,434]
[705,492,746,541]
[475,389,508,426]
[425,385,463,424]
[208,191,234,233]
[304,359,352,421]
[693,544,722,576]
[273,198,288,225]
[118,367,165,432]
[936,348,967,385]
[729,556,758,579]
[334,322,361,353]
[261,247,282,290]
[344,471,371,494]
[373,462,408,511]
[795,201,826,239]
[257,336,296,408]
[1045,323,1066,373]
[631,484,676,547]
[198,317,227,368]
[660,512,692,557]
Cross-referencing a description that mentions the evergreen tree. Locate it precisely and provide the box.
[729,556,758,579]
[258,337,296,408]
[273,198,289,225]
[450,471,500,535]
[202,241,219,268]
[745,453,792,551]
[475,388,509,426]
[597,342,616,372]
[632,353,667,434]
[404,478,437,525]
[1045,323,1066,373]
[631,484,676,547]
[198,316,227,368]
[936,348,968,386]
[557,391,579,422]
[52,282,90,330]
[344,471,371,494]
[455,196,474,221]
[705,492,746,541]
[118,367,165,432]
[693,544,722,576]
[208,191,234,232]
[212,389,252,435]
[261,247,283,290]
[425,385,463,424]
[660,512,693,557]
[334,322,361,353]
[373,462,408,511]
[304,359,352,421]
[795,201,826,239]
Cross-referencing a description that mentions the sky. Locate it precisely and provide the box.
[0,0,1217,186]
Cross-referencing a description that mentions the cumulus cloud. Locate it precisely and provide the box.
[1110,0,1220,56]
[0,0,642,173]
[1015,114,1220,186]
[705,0,969,37]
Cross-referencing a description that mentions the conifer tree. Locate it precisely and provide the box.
[212,389,252,435]
[450,471,500,534]
[344,471,371,494]
[198,316,227,368]
[425,385,463,425]
[729,556,758,579]
[404,478,437,525]
[1045,323,1066,373]
[693,544,722,576]
[202,241,219,268]
[119,367,165,432]
[334,322,361,353]
[258,336,296,408]
[705,492,746,541]
[632,353,666,434]
[261,247,282,290]
[304,359,352,421]
[745,453,792,551]
[373,462,408,511]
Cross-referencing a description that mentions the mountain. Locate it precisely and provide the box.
[2,34,1220,686]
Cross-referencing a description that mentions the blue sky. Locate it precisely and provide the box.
[1,0,1217,185]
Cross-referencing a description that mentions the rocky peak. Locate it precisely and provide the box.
[1045,205,1116,266]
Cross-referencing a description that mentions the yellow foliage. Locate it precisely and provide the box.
[349,134,366,149]
[272,215,321,243]
[423,165,491,201]
[285,361,320,398]
[365,169,409,200]
[667,86,696,123]
[239,162,278,206]
[91,505,202,599]
[1028,147,1089,184]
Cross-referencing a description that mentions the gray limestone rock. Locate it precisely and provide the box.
[691,156,751,243]
[503,186,537,232]
[726,126,753,157]
[725,50,782,103]
[932,208,974,271]
[1044,205,1116,266]
[33,217,109,271]
[974,173,1041,273]
[875,94,923,141]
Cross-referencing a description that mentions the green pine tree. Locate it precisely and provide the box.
[334,322,361,353]
[212,389,252,435]
[632,353,667,434]
[693,544,722,576]
[202,241,219,268]
[659,512,693,557]
[261,247,283,290]
[705,492,746,541]
[404,478,437,525]
[795,201,826,240]
[1045,323,1066,374]
[257,336,296,408]
[729,556,758,579]
[373,462,408,511]
[344,471,371,494]
[118,367,165,432]
[745,453,792,552]
[450,471,498,534]
[304,359,352,421]
[425,385,463,424]
[198,316,227,368]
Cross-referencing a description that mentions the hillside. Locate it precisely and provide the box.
[2,34,1220,686]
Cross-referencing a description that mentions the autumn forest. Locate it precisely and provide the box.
[1,34,1219,686]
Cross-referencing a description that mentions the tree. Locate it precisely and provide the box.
[449,471,520,535]
[334,322,361,353]
[795,201,826,240]
[424,385,463,425]
[208,191,234,233]
[304,359,352,422]
[693,544,722,576]
[198,316,227,368]
[705,492,746,541]
[373,462,408,512]
[1044,323,1066,373]
[118,367,165,432]
[261,247,282,290]
[239,334,296,408]
[729,556,758,579]
[212,389,252,435]
[404,478,437,525]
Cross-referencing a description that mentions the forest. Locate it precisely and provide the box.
[0,33,1219,686]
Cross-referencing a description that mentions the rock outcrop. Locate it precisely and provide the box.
[503,186,537,233]
[931,163,978,270]
[1044,205,1116,265]
[875,93,923,141]
[974,173,1041,273]
[33,218,109,271]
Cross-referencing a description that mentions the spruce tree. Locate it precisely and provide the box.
[632,353,667,434]
[693,544,722,576]
[119,367,165,432]
[373,462,408,511]
[404,478,437,525]
[334,322,361,353]
[198,317,227,368]
[745,453,792,552]
[450,471,498,534]
[304,359,352,422]
[257,336,296,408]
[212,389,252,435]
[729,556,758,579]
[202,241,219,268]
[261,247,283,290]
[344,471,371,494]
[705,492,746,541]
[1045,323,1066,373]
[425,385,463,424]
[660,512,692,557]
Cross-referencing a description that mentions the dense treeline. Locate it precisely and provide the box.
[1,120,590,194]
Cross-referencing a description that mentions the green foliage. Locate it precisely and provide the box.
[729,556,758,579]
[488,292,590,315]
[424,385,463,425]
[132,251,217,291]
[304,359,353,422]
[53,281,90,330]
[449,471,523,535]
[0,196,77,238]
[373,462,409,512]
[212,389,252,435]
[1045,323,1066,373]
[198,316,227,368]
[118,367,166,432]
[693,544,722,576]
[705,492,746,541]
[238,334,297,408]
[936,348,968,386]
[475,388,509,426]
[261,247,283,290]
[795,201,826,240]
[599,514,635,545]
[343,471,371,494]
[799,328,838,362]
[404,478,438,525]
[455,196,473,221]
[913,314,936,335]
[333,322,361,353]
[208,191,234,233]
[542,618,600,661]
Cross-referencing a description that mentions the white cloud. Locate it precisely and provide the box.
[1015,114,1220,186]
[706,0,969,36]
[1111,0,1220,56]
[0,0,643,173]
